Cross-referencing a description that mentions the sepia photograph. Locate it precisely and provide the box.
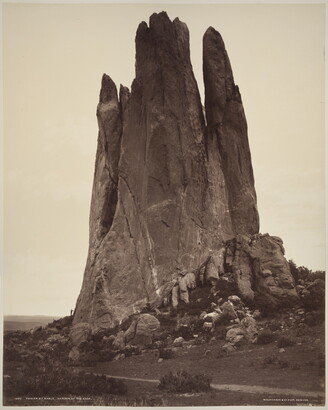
[1,0,325,406]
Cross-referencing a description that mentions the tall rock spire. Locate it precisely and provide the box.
[74,13,261,330]
[203,27,259,234]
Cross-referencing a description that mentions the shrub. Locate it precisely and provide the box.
[268,319,282,332]
[277,335,296,348]
[71,352,99,367]
[257,330,276,345]
[158,348,174,360]
[213,326,226,340]
[277,359,289,369]
[48,315,73,330]
[158,370,211,393]
[262,355,277,365]
[3,347,22,362]
[123,345,141,357]
[3,358,127,397]
[98,348,117,361]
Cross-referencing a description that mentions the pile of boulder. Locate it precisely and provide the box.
[198,294,260,351]
[161,234,298,316]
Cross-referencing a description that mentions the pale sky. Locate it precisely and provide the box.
[2,3,325,316]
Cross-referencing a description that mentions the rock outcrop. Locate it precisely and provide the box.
[73,12,296,332]
[225,234,298,308]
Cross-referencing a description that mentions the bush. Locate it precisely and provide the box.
[158,348,174,360]
[3,347,22,362]
[70,352,99,367]
[268,319,281,332]
[158,370,211,393]
[48,315,73,330]
[262,355,277,365]
[3,358,127,397]
[277,335,296,348]
[122,345,141,357]
[277,359,289,369]
[257,330,276,345]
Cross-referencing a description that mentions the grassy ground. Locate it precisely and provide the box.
[4,326,321,406]
[89,330,324,393]
[3,318,325,406]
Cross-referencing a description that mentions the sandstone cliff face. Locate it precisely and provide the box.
[74,12,295,331]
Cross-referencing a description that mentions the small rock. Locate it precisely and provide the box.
[203,322,213,329]
[279,348,285,353]
[222,343,236,353]
[252,310,261,319]
[199,311,207,320]
[158,358,163,363]
[204,311,220,322]
[113,353,125,361]
[173,337,185,346]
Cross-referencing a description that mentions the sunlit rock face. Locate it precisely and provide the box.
[73,12,264,330]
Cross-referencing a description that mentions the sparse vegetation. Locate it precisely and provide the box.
[3,356,127,398]
[277,359,289,369]
[158,370,211,393]
[158,347,174,360]
[257,330,276,345]
[262,355,277,365]
[277,335,296,348]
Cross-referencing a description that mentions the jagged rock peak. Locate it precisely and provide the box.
[71,13,289,334]
[99,73,118,104]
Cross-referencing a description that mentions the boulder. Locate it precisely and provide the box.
[173,337,185,346]
[113,353,125,361]
[205,248,225,284]
[227,234,298,308]
[241,316,258,343]
[178,272,196,304]
[221,302,238,320]
[226,327,247,346]
[70,323,92,346]
[68,346,80,362]
[112,330,125,350]
[124,314,160,346]
[171,285,180,309]
[222,343,236,354]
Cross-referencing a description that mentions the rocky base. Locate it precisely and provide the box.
[3,263,323,368]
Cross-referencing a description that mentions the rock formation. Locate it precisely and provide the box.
[73,12,296,331]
